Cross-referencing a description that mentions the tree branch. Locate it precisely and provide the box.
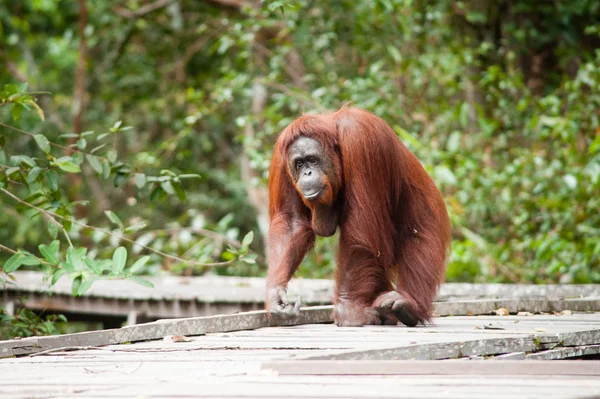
[0,123,107,159]
[113,0,178,19]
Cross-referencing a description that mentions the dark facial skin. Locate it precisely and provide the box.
[287,136,328,200]
[287,137,340,237]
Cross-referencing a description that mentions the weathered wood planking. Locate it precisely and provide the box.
[4,271,599,321]
[3,299,600,358]
[0,306,332,358]
[2,376,599,399]
[2,313,600,398]
[6,271,600,302]
[434,297,600,315]
[2,270,332,303]
[1,271,332,320]
[262,360,600,375]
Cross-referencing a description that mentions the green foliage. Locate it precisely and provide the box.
[0,84,255,299]
[0,306,66,340]
[1,0,599,290]
[0,83,45,121]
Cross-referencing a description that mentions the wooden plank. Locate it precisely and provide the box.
[2,377,599,399]
[8,271,600,302]
[4,308,599,359]
[2,271,332,320]
[434,297,600,316]
[2,313,600,399]
[5,272,600,322]
[526,344,600,360]
[3,270,333,303]
[261,360,600,376]
[559,328,600,346]
[437,283,600,300]
[490,352,527,360]
[2,291,266,319]
[0,316,208,358]
[0,306,333,358]
[297,336,536,361]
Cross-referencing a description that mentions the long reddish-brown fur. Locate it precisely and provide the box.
[266,106,451,324]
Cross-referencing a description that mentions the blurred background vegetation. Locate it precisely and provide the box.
[1,0,600,291]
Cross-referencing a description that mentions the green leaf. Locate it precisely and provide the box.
[104,210,124,229]
[111,121,123,131]
[86,154,103,174]
[71,275,82,296]
[48,221,59,238]
[178,174,201,179]
[393,125,422,149]
[124,222,147,234]
[51,269,67,285]
[241,254,257,264]
[11,103,23,121]
[107,150,117,163]
[172,181,186,201]
[78,278,95,295]
[2,84,19,96]
[434,165,457,186]
[161,181,175,195]
[21,255,41,266]
[27,167,43,183]
[62,217,72,232]
[60,259,75,273]
[96,259,112,272]
[49,239,60,254]
[387,45,402,63]
[84,258,101,274]
[4,253,24,272]
[446,131,462,153]
[39,241,59,264]
[114,172,127,187]
[90,143,107,154]
[76,138,87,149]
[58,133,80,139]
[129,255,150,273]
[129,275,154,288]
[112,246,127,273]
[66,247,86,271]
[150,186,165,202]
[6,166,20,178]
[12,155,36,167]
[56,160,81,173]
[564,174,577,189]
[34,134,51,153]
[101,159,111,179]
[589,135,600,154]
[241,231,254,252]
[135,173,146,188]
[47,170,58,192]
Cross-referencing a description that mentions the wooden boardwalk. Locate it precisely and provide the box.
[2,271,333,322]
[2,301,600,398]
[4,271,600,322]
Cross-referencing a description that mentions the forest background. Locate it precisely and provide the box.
[1,0,600,322]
